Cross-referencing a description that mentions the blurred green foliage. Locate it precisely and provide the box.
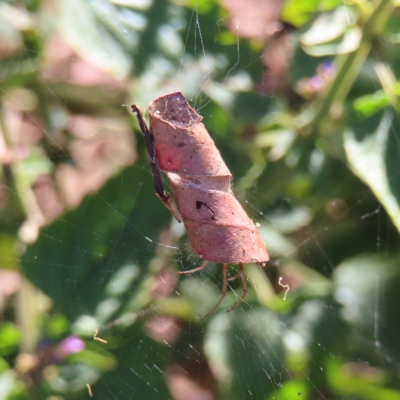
[1,0,400,399]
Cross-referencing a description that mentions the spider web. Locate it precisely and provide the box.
[1,0,400,399]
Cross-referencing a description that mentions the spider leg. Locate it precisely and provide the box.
[132,105,182,222]
[227,271,241,282]
[227,264,247,313]
[200,263,228,321]
[177,260,209,275]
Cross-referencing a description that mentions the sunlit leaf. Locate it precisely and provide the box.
[283,0,343,27]
[302,27,362,56]
[353,90,389,117]
[344,109,400,232]
[327,358,400,400]
[59,0,133,78]
[0,323,21,357]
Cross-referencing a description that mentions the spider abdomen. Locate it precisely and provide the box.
[148,92,269,265]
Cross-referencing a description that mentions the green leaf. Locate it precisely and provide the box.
[301,8,351,46]
[46,314,70,338]
[21,162,170,321]
[280,260,332,297]
[344,109,400,232]
[300,6,361,56]
[204,83,275,123]
[302,27,362,56]
[93,322,171,397]
[0,371,19,400]
[59,0,133,78]
[258,224,298,257]
[254,129,296,161]
[21,161,173,397]
[0,14,23,55]
[70,348,116,371]
[204,308,285,399]
[282,0,323,27]
[384,11,400,43]
[353,90,390,117]
[14,152,53,186]
[266,205,313,233]
[333,254,394,329]
[112,0,152,10]
[0,234,19,270]
[327,357,400,400]
[0,323,21,357]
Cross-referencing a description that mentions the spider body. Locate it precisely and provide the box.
[132,92,268,319]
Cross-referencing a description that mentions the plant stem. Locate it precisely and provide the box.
[308,0,394,136]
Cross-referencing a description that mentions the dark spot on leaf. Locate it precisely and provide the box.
[189,177,201,185]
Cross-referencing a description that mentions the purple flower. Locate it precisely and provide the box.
[55,336,85,360]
